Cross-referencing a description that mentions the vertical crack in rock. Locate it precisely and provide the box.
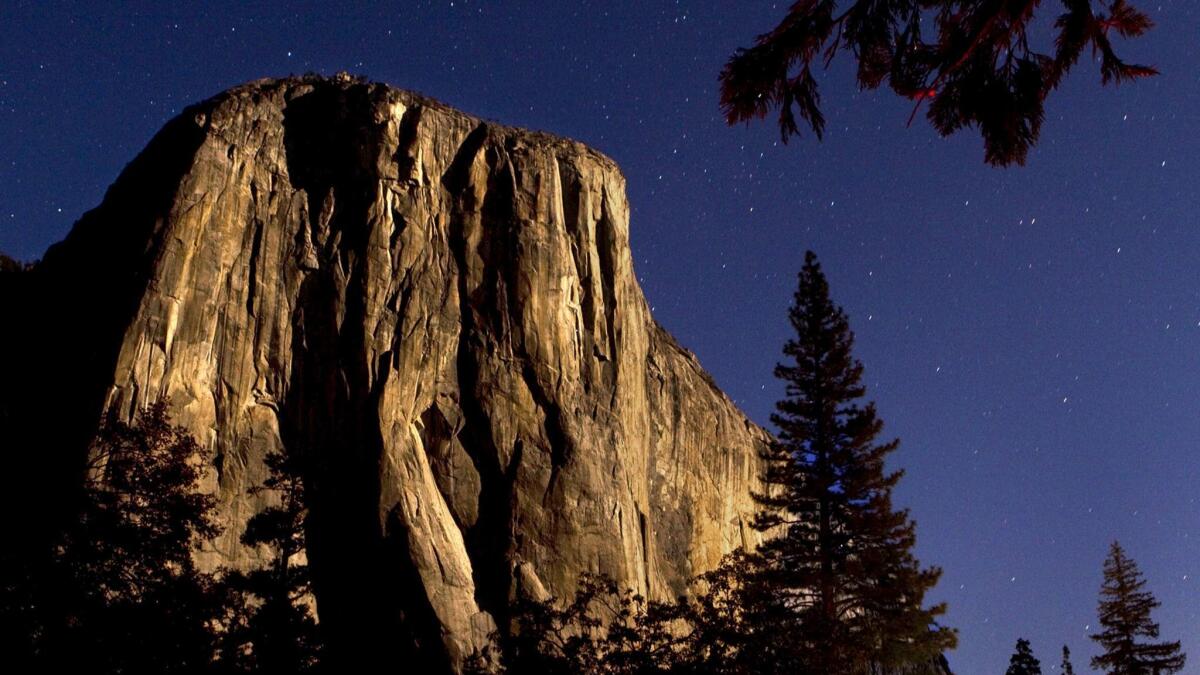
[444,123,519,634]
[596,184,620,394]
[521,358,573,507]
[245,218,264,317]
[638,509,651,595]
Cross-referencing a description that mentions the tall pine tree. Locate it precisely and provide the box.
[1006,638,1041,675]
[751,251,955,673]
[1090,541,1185,674]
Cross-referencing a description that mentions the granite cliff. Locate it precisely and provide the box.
[10,75,769,670]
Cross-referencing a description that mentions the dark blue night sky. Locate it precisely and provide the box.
[2,2,1197,671]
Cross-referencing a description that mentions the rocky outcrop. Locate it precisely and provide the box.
[22,75,768,670]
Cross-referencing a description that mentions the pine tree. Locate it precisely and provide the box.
[1007,638,1042,675]
[1090,541,1186,674]
[750,251,955,673]
[9,402,225,672]
[719,1,1157,166]
[222,451,323,672]
[1061,645,1076,675]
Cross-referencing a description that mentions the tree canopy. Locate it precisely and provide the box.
[720,0,1158,166]
[221,451,323,673]
[3,402,225,673]
[0,404,328,673]
[1006,638,1042,675]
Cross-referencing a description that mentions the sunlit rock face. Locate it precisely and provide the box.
[33,75,769,670]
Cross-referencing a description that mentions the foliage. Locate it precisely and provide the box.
[1006,638,1042,675]
[1090,541,1185,674]
[0,251,33,275]
[2,401,225,673]
[1003,634,1041,672]
[1061,644,1076,675]
[680,548,827,674]
[220,451,323,673]
[473,553,819,674]
[747,250,955,673]
[0,402,333,673]
[467,571,691,674]
[720,0,1158,166]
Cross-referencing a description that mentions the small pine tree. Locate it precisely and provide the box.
[1061,645,1076,675]
[750,251,955,673]
[1090,541,1186,674]
[222,451,323,673]
[1007,638,1042,675]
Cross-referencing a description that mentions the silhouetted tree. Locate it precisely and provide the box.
[1090,541,1185,674]
[679,548,822,674]
[1007,638,1042,675]
[469,571,690,674]
[484,550,958,674]
[749,251,955,673]
[1061,645,1076,675]
[720,0,1157,166]
[5,402,224,673]
[221,451,323,673]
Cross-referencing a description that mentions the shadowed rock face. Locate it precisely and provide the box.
[25,75,769,670]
